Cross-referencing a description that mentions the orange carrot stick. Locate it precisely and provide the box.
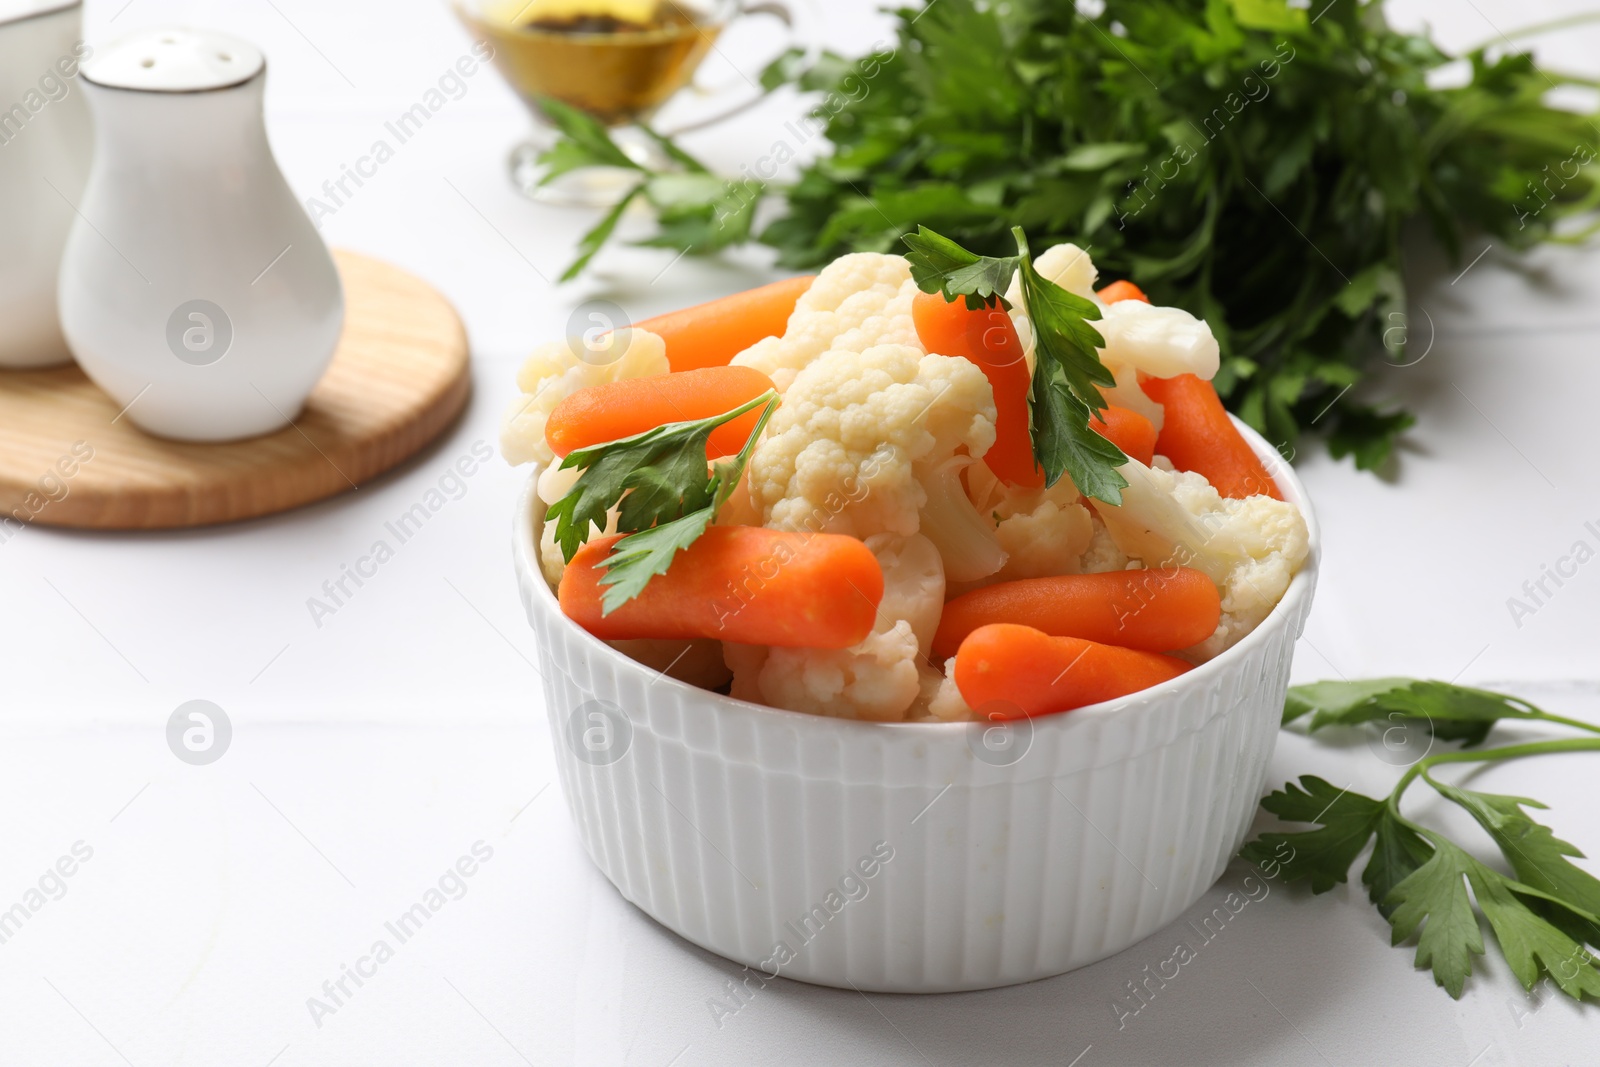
[912,290,1041,487]
[933,568,1220,659]
[1088,404,1157,467]
[546,366,776,461]
[560,526,882,648]
[953,623,1191,719]
[634,275,815,372]
[1096,280,1151,305]
[1140,373,1283,500]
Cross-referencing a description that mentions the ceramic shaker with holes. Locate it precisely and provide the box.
[58,28,343,442]
[0,0,93,368]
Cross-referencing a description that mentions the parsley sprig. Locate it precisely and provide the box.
[903,225,1129,504]
[1242,680,1600,1001]
[546,389,777,613]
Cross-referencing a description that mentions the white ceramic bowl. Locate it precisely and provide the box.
[514,421,1319,993]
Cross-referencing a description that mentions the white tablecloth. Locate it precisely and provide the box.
[3,1,1598,1064]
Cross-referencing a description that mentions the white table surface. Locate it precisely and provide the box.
[4,1,1599,1064]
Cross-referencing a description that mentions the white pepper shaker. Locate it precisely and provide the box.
[59,28,343,442]
[0,0,92,368]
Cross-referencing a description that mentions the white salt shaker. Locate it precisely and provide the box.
[0,0,92,368]
[59,28,343,442]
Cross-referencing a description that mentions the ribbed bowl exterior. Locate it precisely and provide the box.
[514,424,1319,993]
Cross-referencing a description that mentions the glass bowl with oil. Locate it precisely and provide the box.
[455,0,798,204]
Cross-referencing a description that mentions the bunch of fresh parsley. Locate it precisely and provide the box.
[1242,680,1600,1001]
[541,0,1600,470]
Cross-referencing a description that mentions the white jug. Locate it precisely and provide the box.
[59,28,344,442]
[0,0,92,368]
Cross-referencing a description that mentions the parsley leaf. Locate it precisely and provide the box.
[1010,231,1127,502]
[1282,678,1415,726]
[1033,372,1128,503]
[546,418,718,563]
[1241,774,1434,917]
[1427,779,1600,946]
[901,226,1129,503]
[591,507,717,613]
[1388,831,1600,1000]
[1366,809,1434,920]
[1465,856,1600,1002]
[1240,776,1385,894]
[595,445,755,614]
[562,183,646,282]
[1242,774,1600,999]
[1328,404,1418,473]
[902,226,1018,309]
[1284,678,1545,746]
[1247,680,1600,1002]
[1384,833,1488,999]
[639,176,764,256]
[1015,236,1114,401]
[1283,678,1411,722]
[534,97,645,181]
[546,390,777,613]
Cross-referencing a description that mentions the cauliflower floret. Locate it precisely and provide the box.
[925,658,974,722]
[1094,460,1309,660]
[990,484,1094,582]
[731,254,922,393]
[501,327,669,466]
[1096,300,1220,381]
[957,462,1102,589]
[740,533,945,721]
[906,662,954,721]
[538,497,625,592]
[760,623,923,721]
[538,463,580,506]
[1080,512,1133,574]
[1104,362,1165,432]
[537,521,566,588]
[869,532,946,655]
[747,344,1003,580]
[535,462,620,589]
[1005,242,1098,304]
[919,456,1008,582]
[1004,242,1218,383]
[1006,242,1097,375]
[535,462,609,590]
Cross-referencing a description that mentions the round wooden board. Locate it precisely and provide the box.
[0,250,470,530]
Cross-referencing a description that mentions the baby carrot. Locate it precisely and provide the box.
[1096,280,1151,305]
[953,624,1192,719]
[912,290,1041,487]
[545,366,776,460]
[560,526,883,648]
[1140,373,1283,500]
[932,568,1220,660]
[1088,404,1157,466]
[635,275,816,372]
